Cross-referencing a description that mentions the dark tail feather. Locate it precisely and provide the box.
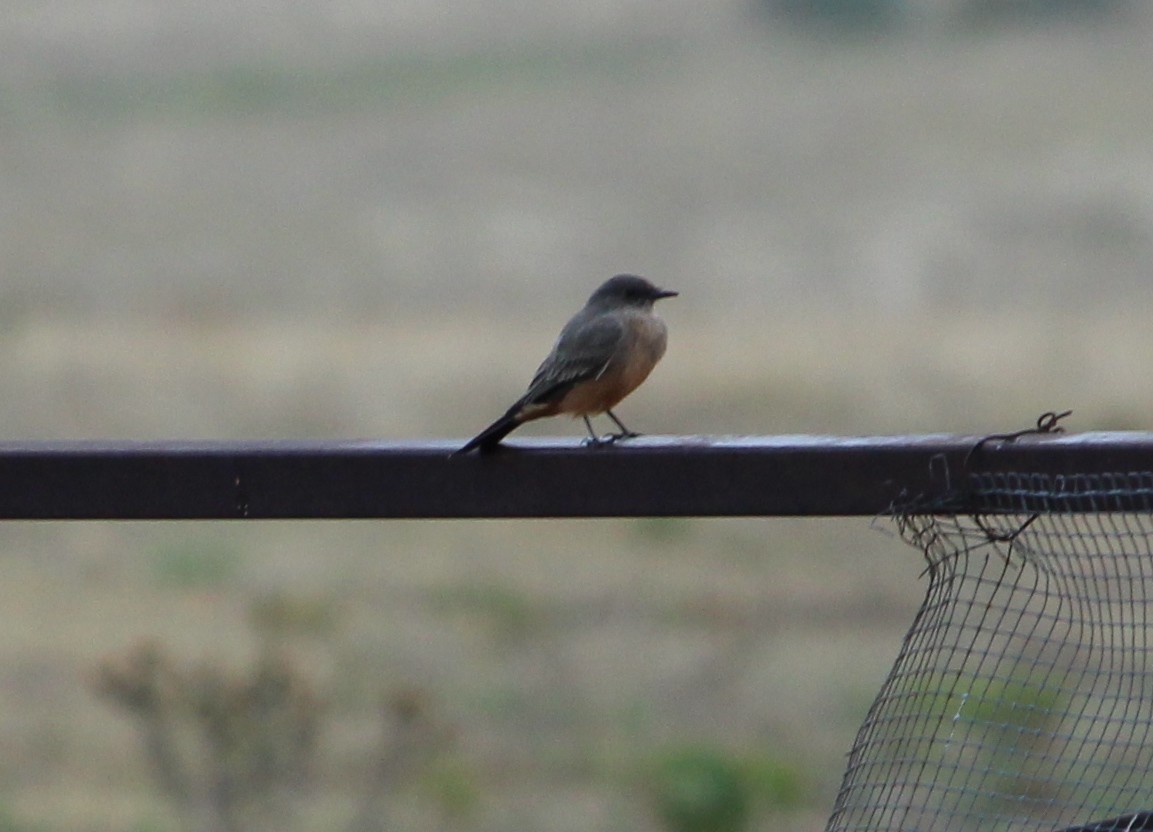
[453,411,522,456]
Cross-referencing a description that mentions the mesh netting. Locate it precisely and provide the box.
[826,472,1153,832]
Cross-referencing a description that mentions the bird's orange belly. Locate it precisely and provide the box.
[557,374,637,416]
[557,316,667,416]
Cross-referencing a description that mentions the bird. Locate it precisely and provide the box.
[454,274,677,455]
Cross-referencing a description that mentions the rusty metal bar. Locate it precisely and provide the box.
[0,433,1151,520]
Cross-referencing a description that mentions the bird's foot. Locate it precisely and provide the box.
[607,430,641,443]
[581,435,613,448]
[583,431,641,447]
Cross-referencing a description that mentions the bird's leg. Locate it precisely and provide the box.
[581,415,609,447]
[605,410,640,441]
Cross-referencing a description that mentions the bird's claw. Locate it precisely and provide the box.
[582,431,641,448]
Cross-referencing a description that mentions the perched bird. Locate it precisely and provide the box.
[455,274,677,454]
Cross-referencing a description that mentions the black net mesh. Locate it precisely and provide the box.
[826,472,1153,832]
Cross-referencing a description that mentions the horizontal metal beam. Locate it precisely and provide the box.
[0,433,1151,520]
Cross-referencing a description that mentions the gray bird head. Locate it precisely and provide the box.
[587,274,678,309]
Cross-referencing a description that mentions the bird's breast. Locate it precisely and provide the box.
[557,312,667,416]
[618,312,668,386]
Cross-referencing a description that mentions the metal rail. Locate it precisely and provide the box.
[0,432,1151,519]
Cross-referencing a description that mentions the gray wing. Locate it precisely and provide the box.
[520,312,626,406]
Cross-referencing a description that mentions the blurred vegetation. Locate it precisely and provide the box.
[763,0,1130,28]
[960,0,1130,25]
[966,676,1067,808]
[32,43,676,121]
[763,0,909,30]
[650,749,750,832]
[0,804,47,832]
[898,669,1071,816]
[426,581,544,642]
[249,592,343,640]
[1,1,1150,830]
[90,641,462,832]
[150,539,242,589]
[647,746,808,832]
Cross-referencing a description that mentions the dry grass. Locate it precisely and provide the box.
[2,304,1147,440]
[2,2,1152,829]
[0,306,1149,831]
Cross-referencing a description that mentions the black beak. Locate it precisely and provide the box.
[653,288,679,300]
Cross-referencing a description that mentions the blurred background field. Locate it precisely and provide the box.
[1,1,1152,830]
